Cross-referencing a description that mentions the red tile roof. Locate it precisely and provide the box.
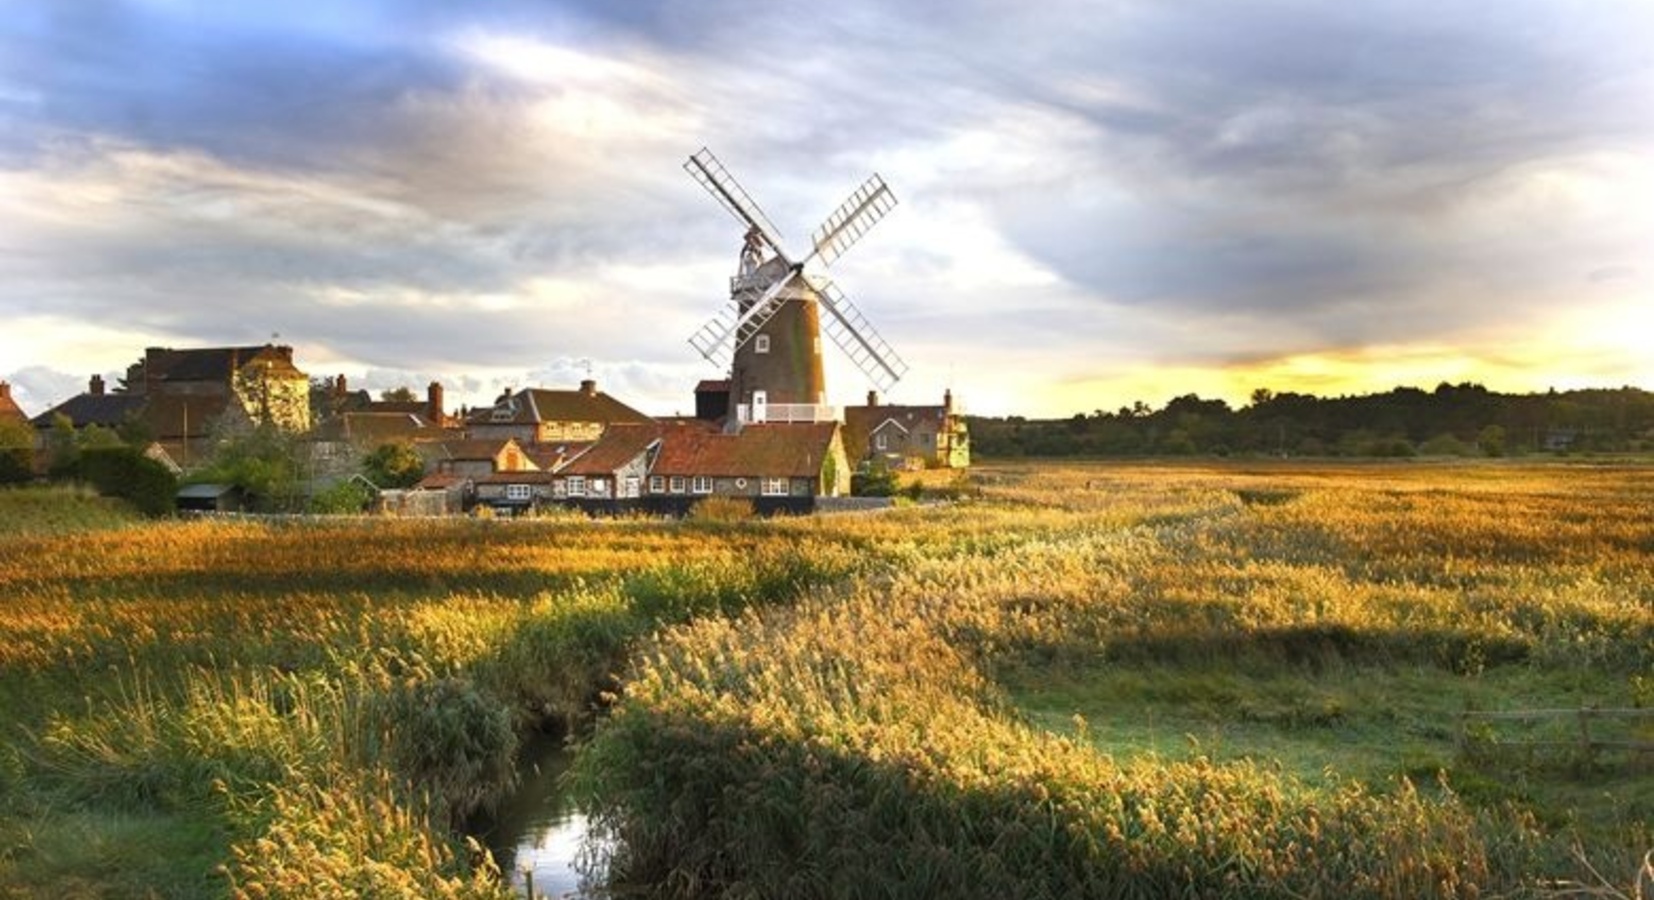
[466,386,653,427]
[651,422,838,478]
[558,423,661,475]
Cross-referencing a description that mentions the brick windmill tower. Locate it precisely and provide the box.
[685,148,907,427]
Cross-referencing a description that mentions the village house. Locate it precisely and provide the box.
[33,345,313,466]
[545,422,662,502]
[842,389,970,470]
[647,422,850,506]
[465,380,653,445]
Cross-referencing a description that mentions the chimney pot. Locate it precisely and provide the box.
[867,390,878,407]
[90,374,106,396]
[580,379,597,396]
[334,374,348,398]
[943,388,953,415]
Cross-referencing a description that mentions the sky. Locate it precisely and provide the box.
[1,0,1651,419]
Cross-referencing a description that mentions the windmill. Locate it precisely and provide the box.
[684,147,907,425]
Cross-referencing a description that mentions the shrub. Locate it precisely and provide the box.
[689,495,754,522]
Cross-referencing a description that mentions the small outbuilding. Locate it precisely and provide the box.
[175,483,247,513]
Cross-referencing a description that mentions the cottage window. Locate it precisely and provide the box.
[591,478,609,497]
[691,475,713,494]
[669,475,686,494]
[755,334,770,354]
[568,476,587,497]
[649,475,665,494]
[506,484,532,501]
[761,477,788,496]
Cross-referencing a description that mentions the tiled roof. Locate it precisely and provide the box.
[31,392,147,429]
[695,379,731,393]
[467,386,653,427]
[651,422,838,478]
[415,473,470,490]
[474,470,558,485]
[428,438,513,462]
[558,423,661,475]
[314,412,443,446]
[522,442,590,471]
[146,345,303,383]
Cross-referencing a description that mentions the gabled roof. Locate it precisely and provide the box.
[31,392,146,430]
[651,422,839,478]
[427,438,516,462]
[468,386,653,427]
[694,379,731,393]
[557,423,661,475]
[843,404,946,455]
[313,412,443,447]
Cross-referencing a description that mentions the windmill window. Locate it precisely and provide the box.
[755,334,770,354]
[691,476,713,494]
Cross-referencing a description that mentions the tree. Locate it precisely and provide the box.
[0,420,33,484]
[192,423,306,511]
[380,386,416,403]
[362,442,427,489]
[1478,425,1507,458]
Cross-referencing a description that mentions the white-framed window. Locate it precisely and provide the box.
[669,475,685,494]
[625,476,641,498]
[552,480,567,498]
[591,478,609,497]
[567,476,587,497]
[761,477,788,496]
[875,433,888,450]
[755,334,770,354]
[506,484,532,501]
[691,475,713,494]
[649,475,664,494]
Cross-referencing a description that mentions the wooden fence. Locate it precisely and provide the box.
[1458,708,1654,768]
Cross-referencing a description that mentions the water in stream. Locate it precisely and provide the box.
[481,733,602,899]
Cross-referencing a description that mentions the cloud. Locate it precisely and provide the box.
[0,0,1651,418]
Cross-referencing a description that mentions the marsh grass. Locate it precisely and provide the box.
[3,463,1652,897]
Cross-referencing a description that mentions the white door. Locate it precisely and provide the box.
[752,390,768,423]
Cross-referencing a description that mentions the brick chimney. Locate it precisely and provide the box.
[867,390,879,408]
[334,374,348,399]
[89,374,105,396]
[943,388,953,416]
[0,382,10,401]
[580,379,597,397]
[426,381,444,424]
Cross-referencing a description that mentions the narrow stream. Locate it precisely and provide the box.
[480,732,602,899]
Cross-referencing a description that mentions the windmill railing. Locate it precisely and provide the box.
[737,403,839,425]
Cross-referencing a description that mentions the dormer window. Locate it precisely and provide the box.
[755,334,770,354]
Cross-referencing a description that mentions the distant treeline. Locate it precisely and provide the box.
[970,383,1654,458]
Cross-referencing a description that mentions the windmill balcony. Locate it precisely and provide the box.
[737,403,839,424]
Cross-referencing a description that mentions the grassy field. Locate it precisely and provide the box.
[1,463,1651,898]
